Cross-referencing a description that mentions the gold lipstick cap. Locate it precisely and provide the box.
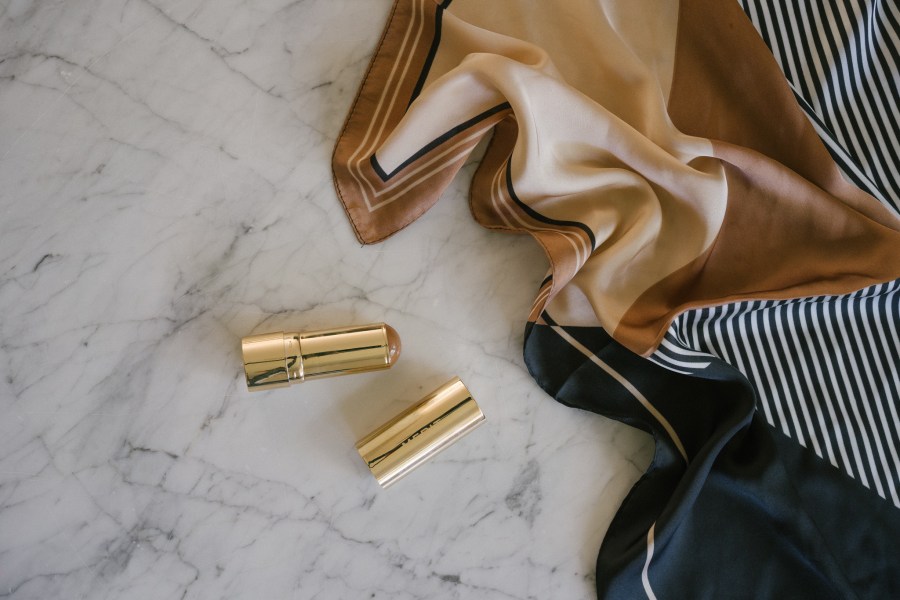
[241,323,401,391]
[356,377,484,488]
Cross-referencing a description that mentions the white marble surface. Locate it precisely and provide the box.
[0,1,653,598]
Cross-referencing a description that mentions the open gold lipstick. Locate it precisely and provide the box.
[241,323,401,391]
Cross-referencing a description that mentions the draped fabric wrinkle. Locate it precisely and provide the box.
[332,0,900,597]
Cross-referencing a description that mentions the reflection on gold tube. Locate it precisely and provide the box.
[241,323,401,391]
[356,377,484,488]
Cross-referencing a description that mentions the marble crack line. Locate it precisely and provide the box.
[125,441,179,461]
[1,316,171,354]
[31,252,58,272]
[109,456,325,524]
[112,470,324,528]
[138,0,286,101]
[5,51,264,176]
[0,563,96,599]
[0,50,82,71]
[98,521,200,591]
[429,574,532,600]
[0,21,152,161]
[17,436,110,596]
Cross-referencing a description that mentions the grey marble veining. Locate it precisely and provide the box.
[0,1,653,598]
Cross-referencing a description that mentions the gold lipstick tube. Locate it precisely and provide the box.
[241,323,401,391]
[356,377,484,488]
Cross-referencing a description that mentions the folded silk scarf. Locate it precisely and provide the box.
[333,1,900,597]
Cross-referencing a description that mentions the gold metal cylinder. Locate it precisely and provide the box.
[356,377,484,488]
[241,323,401,391]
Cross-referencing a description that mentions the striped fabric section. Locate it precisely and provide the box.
[646,337,713,375]
[651,0,900,507]
[660,280,900,507]
[794,90,888,205]
[737,0,900,212]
